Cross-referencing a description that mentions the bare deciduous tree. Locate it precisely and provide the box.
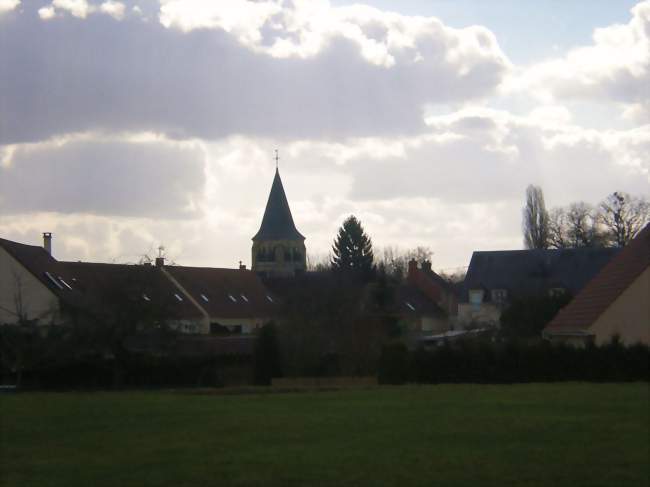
[548,207,570,249]
[566,202,605,247]
[599,192,650,247]
[377,246,433,281]
[522,185,549,249]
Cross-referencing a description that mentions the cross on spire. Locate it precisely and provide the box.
[274,149,279,169]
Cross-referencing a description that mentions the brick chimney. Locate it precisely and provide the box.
[43,232,52,255]
[239,261,247,270]
[421,260,432,273]
[155,257,165,267]
[407,259,418,283]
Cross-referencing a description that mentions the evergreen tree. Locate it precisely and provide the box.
[331,215,374,277]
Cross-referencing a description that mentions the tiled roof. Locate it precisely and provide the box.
[252,168,304,241]
[0,237,275,322]
[545,224,650,332]
[164,266,276,319]
[462,247,619,302]
[60,261,203,319]
[394,284,444,317]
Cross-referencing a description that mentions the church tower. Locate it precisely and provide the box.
[252,165,306,278]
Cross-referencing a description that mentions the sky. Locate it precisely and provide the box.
[0,0,648,272]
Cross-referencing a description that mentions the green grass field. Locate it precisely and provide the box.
[1,384,648,487]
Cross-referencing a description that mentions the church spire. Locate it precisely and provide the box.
[251,155,307,277]
[252,164,305,242]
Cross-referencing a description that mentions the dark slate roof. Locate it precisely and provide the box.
[394,284,445,318]
[164,266,277,319]
[462,247,620,302]
[252,168,304,241]
[545,224,650,332]
[0,237,85,311]
[59,261,203,319]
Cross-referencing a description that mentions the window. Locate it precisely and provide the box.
[58,277,73,290]
[174,293,183,302]
[549,287,566,297]
[142,294,151,302]
[228,294,237,302]
[405,301,416,311]
[200,293,209,302]
[44,271,63,290]
[240,294,249,302]
[469,290,484,310]
[266,295,274,303]
[491,289,507,304]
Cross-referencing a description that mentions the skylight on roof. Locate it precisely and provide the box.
[200,294,209,302]
[266,295,274,303]
[405,302,416,311]
[174,293,183,302]
[228,294,237,303]
[58,276,73,290]
[44,271,63,290]
[142,294,151,302]
[240,294,249,302]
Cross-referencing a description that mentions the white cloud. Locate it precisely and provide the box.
[38,5,56,19]
[51,0,92,18]
[511,1,650,120]
[100,1,125,20]
[0,0,19,14]
[158,0,511,70]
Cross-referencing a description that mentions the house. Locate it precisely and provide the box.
[458,247,620,328]
[0,234,276,335]
[395,259,459,336]
[543,225,650,347]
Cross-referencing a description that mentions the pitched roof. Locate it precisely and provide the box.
[394,284,445,317]
[164,266,276,319]
[462,247,619,302]
[545,224,650,332]
[252,168,304,241]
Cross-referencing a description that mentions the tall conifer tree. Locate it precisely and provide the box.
[331,216,374,277]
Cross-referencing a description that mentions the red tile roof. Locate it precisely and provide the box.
[545,224,650,332]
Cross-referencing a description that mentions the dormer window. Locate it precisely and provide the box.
[44,271,63,290]
[142,294,151,302]
[469,290,484,309]
[174,293,183,302]
[405,302,416,311]
[266,295,274,303]
[491,289,507,304]
[240,294,249,302]
[549,287,566,297]
[200,294,209,303]
[228,294,237,303]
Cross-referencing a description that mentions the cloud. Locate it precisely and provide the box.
[0,0,19,14]
[0,134,207,218]
[0,1,509,145]
[512,1,650,121]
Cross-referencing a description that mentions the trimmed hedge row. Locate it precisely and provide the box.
[378,340,650,384]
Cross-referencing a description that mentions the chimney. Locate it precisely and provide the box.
[155,257,165,267]
[239,261,247,270]
[43,232,52,255]
[407,259,418,283]
[421,260,432,273]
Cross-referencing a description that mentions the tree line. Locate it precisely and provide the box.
[523,185,649,249]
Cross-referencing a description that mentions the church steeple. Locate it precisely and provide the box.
[252,161,306,278]
[253,168,305,242]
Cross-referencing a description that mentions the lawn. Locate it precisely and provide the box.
[1,383,648,487]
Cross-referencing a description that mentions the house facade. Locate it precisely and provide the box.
[458,247,620,328]
[543,225,650,346]
[0,235,276,335]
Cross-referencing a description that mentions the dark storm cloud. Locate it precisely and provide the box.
[0,6,508,145]
[0,138,205,217]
